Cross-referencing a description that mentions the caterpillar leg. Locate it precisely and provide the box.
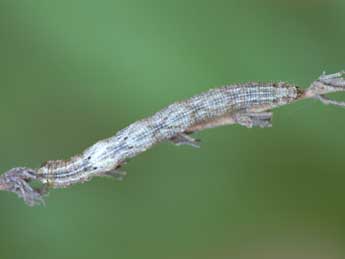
[102,168,127,181]
[170,133,201,148]
[234,112,272,128]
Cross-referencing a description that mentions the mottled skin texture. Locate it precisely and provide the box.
[37,83,302,188]
[1,71,344,206]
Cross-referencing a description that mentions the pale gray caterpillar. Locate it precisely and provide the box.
[1,71,344,206]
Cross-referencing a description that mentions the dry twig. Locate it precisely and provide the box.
[1,71,344,206]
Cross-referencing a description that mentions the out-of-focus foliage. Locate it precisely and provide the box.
[0,1,344,258]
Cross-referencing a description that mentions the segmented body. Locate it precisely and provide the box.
[37,82,304,188]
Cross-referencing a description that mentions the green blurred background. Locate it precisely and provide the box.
[0,0,345,258]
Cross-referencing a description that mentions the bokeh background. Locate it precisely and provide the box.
[0,0,345,258]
